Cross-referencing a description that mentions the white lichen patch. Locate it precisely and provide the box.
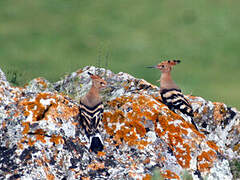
[109,88,125,100]
[40,98,56,106]
[61,121,76,138]
[208,159,233,180]
[146,131,157,143]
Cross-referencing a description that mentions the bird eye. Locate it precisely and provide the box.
[161,65,165,68]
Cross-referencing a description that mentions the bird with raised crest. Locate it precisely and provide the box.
[147,60,199,131]
[79,72,107,153]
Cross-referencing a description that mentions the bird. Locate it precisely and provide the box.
[147,60,199,131]
[79,72,107,153]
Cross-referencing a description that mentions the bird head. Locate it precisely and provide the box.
[88,72,107,89]
[147,60,181,73]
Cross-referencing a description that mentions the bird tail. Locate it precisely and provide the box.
[89,133,104,153]
[190,117,199,131]
[181,113,199,131]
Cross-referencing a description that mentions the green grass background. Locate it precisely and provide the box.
[0,0,239,109]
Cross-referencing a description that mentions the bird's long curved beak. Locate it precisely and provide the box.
[146,66,157,69]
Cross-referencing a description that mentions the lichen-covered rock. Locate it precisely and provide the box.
[0,67,7,82]
[0,66,239,180]
[25,77,55,93]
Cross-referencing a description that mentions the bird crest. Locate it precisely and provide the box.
[147,59,180,69]
[88,72,101,80]
[88,72,107,89]
[157,60,181,68]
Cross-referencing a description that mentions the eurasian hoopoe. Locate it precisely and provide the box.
[147,60,199,131]
[79,72,107,153]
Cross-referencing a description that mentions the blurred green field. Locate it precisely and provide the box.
[0,0,239,109]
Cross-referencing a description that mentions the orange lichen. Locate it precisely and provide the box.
[143,157,150,165]
[213,102,227,123]
[76,69,84,74]
[50,135,64,145]
[233,144,240,153]
[2,121,6,129]
[104,94,208,170]
[44,167,55,180]
[23,110,30,117]
[35,129,46,143]
[104,95,153,148]
[46,174,54,180]
[81,177,90,180]
[35,77,48,89]
[198,150,217,172]
[59,157,64,167]
[174,145,191,168]
[19,136,36,147]
[35,159,42,166]
[202,106,209,115]
[139,140,148,146]
[22,122,30,134]
[143,174,152,180]
[161,170,180,180]
[28,138,36,146]
[17,142,24,149]
[13,111,20,118]
[19,93,57,122]
[51,98,79,120]
[206,141,219,151]
[43,153,50,164]
[97,151,106,157]
[87,162,105,170]
[169,134,183,146]
[153,95,163,103]
[19,92,79,148]
[154,113,193,168]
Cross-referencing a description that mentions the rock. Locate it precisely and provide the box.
[0,67,7,82]
[25,77,55,93]
[0,66,239,179]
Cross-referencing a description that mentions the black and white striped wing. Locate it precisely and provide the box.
[161,88,198,131]
[79,102,104,137]
[161,88,193,116]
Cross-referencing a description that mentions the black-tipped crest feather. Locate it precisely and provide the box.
[88,72,93,76]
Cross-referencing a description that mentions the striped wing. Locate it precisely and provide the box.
[79,102,104,137]
[161,88,193,117]
[161,88,198,131]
